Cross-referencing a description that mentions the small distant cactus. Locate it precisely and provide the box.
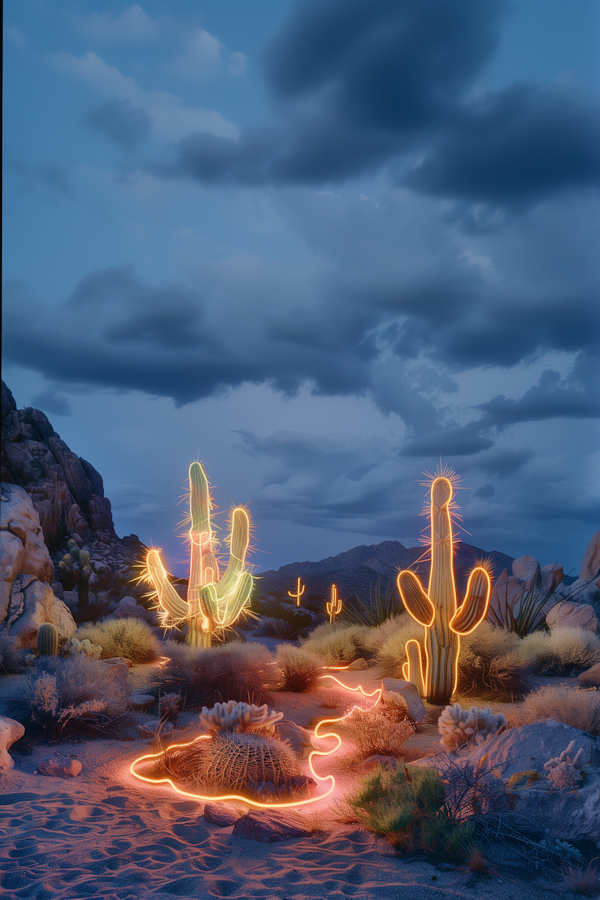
[544,740,584,791]
[288,578,306,607]
[438,703,506,752]
[37,623,58,657]
[326,584,343,623]
[200,700,283,735]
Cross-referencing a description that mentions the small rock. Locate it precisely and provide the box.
[204,802,242,826]
[578,663,600,688]
[0,715,25,773]
[37,755,82,778]
[381,678,426,724]
[546,601,598,634]
[232,809,312,842]
[347,657,369,670]
[130,693,155,711]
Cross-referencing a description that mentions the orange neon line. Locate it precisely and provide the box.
[129,677,382,808]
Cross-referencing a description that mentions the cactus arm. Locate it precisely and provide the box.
[402,639,425,697]
[450,567,491,635]
[429,477,457,616]
[397,571,435,627]
[146,549,190,620]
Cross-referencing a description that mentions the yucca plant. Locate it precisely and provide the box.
[341,577,401,627]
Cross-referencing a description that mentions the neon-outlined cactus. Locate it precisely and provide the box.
[326,584,342,623]
[288,578,305,607]
[397,471,491,706]
[145,462,253,648]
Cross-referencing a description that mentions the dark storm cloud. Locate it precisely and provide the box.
[86,98,153,149]
[29,387,72,417]
[150,0,599,213]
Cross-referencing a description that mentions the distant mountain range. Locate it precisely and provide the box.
[256,539,514,606]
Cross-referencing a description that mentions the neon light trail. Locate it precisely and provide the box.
[397,469,491,706]
[130,675,382,809]
[326,584,343,623]
[144,462,253,648]
[287,577,305,607]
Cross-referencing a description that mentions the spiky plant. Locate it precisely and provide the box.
[58,539,92,615]
[145,462,254,647]
[397,471,491,705]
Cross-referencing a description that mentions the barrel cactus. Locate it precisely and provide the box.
[145,462,253,647]
[397,472,491,705]
[201,731,300,794]
[37,623,58,657]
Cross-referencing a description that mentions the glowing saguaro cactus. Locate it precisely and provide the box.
[397,472,491,706]
[326,584,342,623]
[145,462,253,648]
[288,578,305,607]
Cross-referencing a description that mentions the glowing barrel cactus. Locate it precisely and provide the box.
[146,462,253,648]
[37,622,58,657]
[397,474,491,706]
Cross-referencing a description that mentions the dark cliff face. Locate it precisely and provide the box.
[1,380,146,592]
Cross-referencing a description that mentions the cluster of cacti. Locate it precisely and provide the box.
[544,740,584,791]
[326,584,342,623]
[199,700,283,735]
[145,462,253,647]
[62,636,102,659]
[397,473,491,705]
[438,703,506,752]
[37,623,58,657]
[288,577,305,607]
[58,539,92,612]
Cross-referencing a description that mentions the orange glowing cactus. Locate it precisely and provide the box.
[397,472,491,706]
[326,584,343,623]
[145,462,253,648]
[288,577,306,607]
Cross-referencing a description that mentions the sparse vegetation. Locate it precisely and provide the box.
[519,627,600,675]
[507,684,600,735]
[276,644,323,692]
[341,577,402,627]
[76,617,160,664]
[458,621,531,699]
[342,706,415,758]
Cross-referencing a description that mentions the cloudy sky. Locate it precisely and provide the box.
[3,0,599,578]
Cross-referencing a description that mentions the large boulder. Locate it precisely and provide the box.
[0,715,25,773]
[546,601,598,634]
[580,531,600,582]
[4,574,76,648]
[1,483,54,620]
[512,555,540,587]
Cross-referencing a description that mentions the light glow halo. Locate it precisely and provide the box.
[129,673,382,809]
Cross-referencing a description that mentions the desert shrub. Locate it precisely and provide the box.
[253,600,313,638]
[76,618,160,663]
[154,641,274,710]
[507,685,600,735]
[300,622,368,664]
[276,644,323,692]
[438,703,506,752]
[317,687,352,709]
[341,577,402,627]
[373,618,426,677]
[0,628,27,674]
[518,627,600,675]
[62,636,102,660]
[343,706,415,758]
[488,568,563,637]
[346,763,474,860]
[15,655,129,737]
[458,622,530,699]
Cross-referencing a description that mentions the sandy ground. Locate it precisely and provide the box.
[0,660,582,900]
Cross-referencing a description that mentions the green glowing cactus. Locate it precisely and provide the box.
[146,462,253,648]
[37,623,58,657]
[397,474,491,706]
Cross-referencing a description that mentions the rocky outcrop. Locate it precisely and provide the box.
[0,716,25,773]
[4,573,76,648]
[546,601,598,634]
[1,382,147,600]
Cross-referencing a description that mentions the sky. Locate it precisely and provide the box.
[2,0,599,579]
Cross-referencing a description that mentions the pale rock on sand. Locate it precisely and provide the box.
[381,677,426,723]
[0,715,24,772]
[37,755,82,778]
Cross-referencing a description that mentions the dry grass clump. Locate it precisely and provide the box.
[507,685,600,735]
[15,655,130,737]
[300,622,368,664]
[458,622,531,700]
[77,617,160,664]
[342,706,415,758]
[317,687,353,710]
[276,644,323,692]
[154,641,275,710]
[519,627,600,675]
[374,617,426,678]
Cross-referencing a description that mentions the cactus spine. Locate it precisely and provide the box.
[146,462,253,648]
[397,474,491,705]
[37,623,58,657]
[287,577,305,607]
[326,584,342,623]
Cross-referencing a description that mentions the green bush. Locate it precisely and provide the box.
[76,618,160,664]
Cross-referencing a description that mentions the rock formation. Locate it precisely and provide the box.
[1,381,147,604]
